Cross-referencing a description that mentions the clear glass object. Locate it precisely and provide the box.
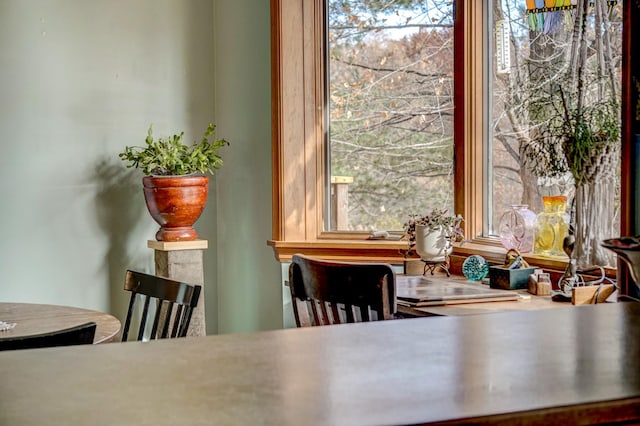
[498,205,536,253]
[534,195,569,257]
[462,255,490,281]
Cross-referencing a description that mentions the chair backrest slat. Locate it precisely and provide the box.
[122,295,136,341]
[121,270,201,342]
[170,305,184,338]
[137,295,151,341]
[330,303,342,324]
[150,299,164,340]
[288,254,396,327]
[319,301,331,325]
[360,305,371,322]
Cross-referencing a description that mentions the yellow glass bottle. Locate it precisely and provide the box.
[534,195,569,257]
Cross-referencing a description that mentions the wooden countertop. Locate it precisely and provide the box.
[1,303,639,425]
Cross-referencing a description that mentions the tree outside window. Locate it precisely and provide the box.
[327,0,455,232]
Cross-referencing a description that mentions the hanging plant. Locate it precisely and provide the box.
[524,93,620,184]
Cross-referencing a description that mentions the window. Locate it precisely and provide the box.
[269,0,488,264]
[486,1,623,269]
[326,1,455,232]
[269,0,627,278]
[485,0,622,243]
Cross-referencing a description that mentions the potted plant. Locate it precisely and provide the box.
[119,123,229,242]
[403,209,464,275]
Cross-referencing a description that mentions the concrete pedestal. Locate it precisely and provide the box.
[147,240,208,336]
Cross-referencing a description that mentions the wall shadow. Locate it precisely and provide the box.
[92,158,150,323]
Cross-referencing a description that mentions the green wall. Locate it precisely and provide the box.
[0,0,281,334]
[213,0,282,333]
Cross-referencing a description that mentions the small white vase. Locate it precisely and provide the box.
[415,225,452,262]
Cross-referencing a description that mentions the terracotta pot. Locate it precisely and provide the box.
[142,175,209,242]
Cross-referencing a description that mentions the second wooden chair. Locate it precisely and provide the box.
[122,270,201,341]
[288,254,396,327]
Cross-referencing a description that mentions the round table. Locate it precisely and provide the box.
[0,302,121,344]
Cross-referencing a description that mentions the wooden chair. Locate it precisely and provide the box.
[288,254,397,327]
[122,270,201,341]
[0,322,96,351]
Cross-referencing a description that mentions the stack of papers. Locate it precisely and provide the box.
[397,275,519,307]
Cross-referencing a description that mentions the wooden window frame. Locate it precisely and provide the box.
[268,0,491,263]
[269,0,632,284]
